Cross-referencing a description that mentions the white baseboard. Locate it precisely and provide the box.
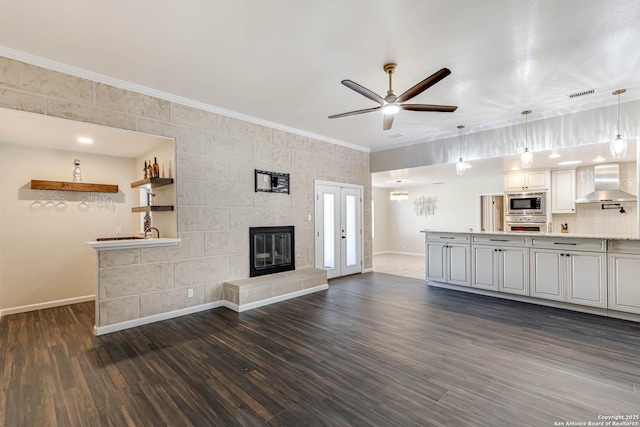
[374,251,424,257]
[94,301,223,335]
[94,284,330,334]
[226,284,329,313]
[362,267,374,273]
[0,295,95,318]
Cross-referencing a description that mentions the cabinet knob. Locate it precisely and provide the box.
[560,253,565,256]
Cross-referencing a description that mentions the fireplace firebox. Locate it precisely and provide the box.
[249,226,295,277]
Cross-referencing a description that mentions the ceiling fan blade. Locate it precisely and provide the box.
[341,80,385,105]
[401,104,457,112]
[328,106,381,119]
[383,114,394,131]
[396,68,451,103]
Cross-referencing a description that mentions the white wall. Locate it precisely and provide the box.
[383,174,504,254]
[372,186,390,253]
[0,142,139,312]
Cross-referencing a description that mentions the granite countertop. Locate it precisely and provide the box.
[420,230,640,241]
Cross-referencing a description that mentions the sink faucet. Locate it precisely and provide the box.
[143,213,160,238]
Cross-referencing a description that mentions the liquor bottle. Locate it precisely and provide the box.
[143,160,148,179]
[153,157,159,179]
[147,160,153,179]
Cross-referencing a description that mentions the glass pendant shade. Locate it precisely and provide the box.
[610,89,628,159]
[610,135,628,159]
[521,148,533,169]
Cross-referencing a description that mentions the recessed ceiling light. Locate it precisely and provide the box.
[77,137,93,144]
[558,160,582,165]
[593,156,606,162]
[548,152,561,159]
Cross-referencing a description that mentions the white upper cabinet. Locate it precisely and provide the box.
[504,170,550,191]
[551,169,576,214]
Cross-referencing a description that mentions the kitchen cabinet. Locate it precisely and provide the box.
[608,241,640,315]
[471,235,529,295]
[551,169,576,214]
[426,234,470,287]
[504,170,550,191]
[530,237,606,308]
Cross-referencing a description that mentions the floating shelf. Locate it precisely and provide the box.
[31,180,118,193]
[131,206,174,213]
[131,178,174,189]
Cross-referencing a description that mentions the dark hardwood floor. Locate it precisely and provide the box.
[2,273,640,426]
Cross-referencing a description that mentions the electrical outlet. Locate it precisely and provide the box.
[187,288,194,298]
[307,214,312,222]
[115,226,122,235]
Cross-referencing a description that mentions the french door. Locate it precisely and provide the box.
[315,181,363,279]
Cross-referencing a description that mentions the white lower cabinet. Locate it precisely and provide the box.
[530,248,606,308]
[608,252,640,314]
[426,242,470,287]
[472,246,528,295]
[426,238,470,287]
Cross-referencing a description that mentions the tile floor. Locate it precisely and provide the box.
[372,252,425,280]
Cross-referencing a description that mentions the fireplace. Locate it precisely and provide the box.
[249,226,295,277]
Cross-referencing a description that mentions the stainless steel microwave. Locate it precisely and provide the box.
[505,192,546,215]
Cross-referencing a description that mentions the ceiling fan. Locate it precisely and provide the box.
[328,63,457,131]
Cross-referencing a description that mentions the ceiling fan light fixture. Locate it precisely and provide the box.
[610,89,628,159]
[381,103,400,115]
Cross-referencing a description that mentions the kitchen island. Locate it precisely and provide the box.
[422,230,640,323]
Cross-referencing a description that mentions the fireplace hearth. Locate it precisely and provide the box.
[249,226,295,277]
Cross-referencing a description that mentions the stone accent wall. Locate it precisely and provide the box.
[0,56,372,327]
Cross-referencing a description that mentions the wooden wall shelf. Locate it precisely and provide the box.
[131,178,174,189]
[131,206,174,213]
[31,180,118,193]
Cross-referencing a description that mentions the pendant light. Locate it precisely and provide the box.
[455,125,466,176]
[610,89,628,159]
[520,110,533,169]
[389,180,408,201]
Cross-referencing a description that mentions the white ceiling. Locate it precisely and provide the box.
[0,108,171,158]
[1,1,639,152]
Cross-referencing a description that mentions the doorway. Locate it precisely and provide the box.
[477,193,504,232]
[314,181,363,279]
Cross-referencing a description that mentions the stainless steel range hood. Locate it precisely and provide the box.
[575,163,637,204]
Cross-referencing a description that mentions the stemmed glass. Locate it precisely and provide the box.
[78,196,89,212]
[29,192,45,211]
[43,195,56,212]
[56,196,67,212]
